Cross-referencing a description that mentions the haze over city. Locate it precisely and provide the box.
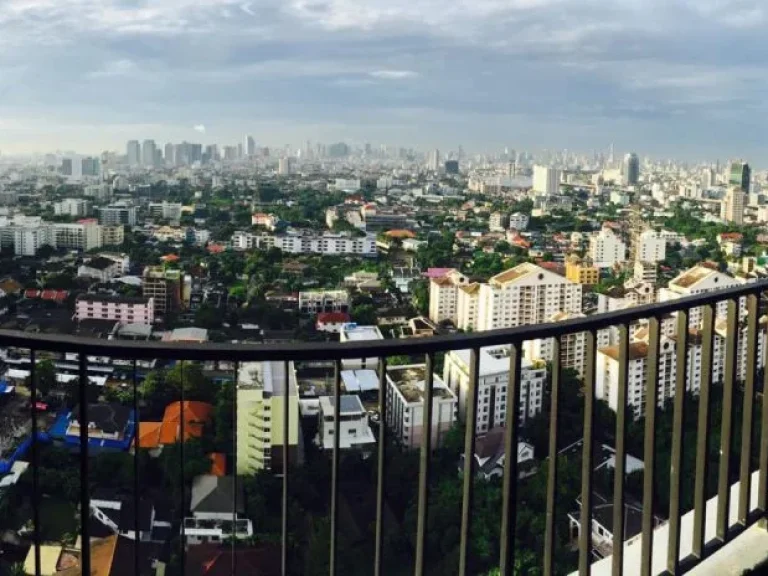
[1,0,768,158]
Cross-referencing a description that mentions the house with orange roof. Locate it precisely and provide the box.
[136,401,213,456]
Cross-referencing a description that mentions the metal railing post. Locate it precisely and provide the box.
[500,341,523,575]
[458,347,480,576]
[374,356,388,576]
[78,353,91,576]
[739,294,759,525]
[717,299,739,541]
[543,338,561,576]
[415,353,435,576]
[640,317,660,576]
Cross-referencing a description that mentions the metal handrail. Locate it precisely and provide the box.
[1,280,764,360]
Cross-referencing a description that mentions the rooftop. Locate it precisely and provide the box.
[340,324,383,342]
[319,394,366,416]
[387,364,455,403]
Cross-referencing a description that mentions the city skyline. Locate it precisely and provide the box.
[1,0,768,158]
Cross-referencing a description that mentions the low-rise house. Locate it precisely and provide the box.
[90,495,172,543]
[78,256,121,282]
[137,401,213,456]
[316,312,352,333]
[459,426,535,480]
[67,403,132,444]
[185,475,253,545]
[316,395,376,452]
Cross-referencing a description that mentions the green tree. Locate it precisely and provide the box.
[29,359,57,399]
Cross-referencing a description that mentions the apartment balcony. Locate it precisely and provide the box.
[3,281,768,575]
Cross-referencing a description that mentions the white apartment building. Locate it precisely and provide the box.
[386,364,458,450]
[298,290,349,314]
[721,186,746,224]
[339,324,383,371]
[658,266,744,326]
[458,263,582,332]
[52,222,102,251]
[99,203,137,226]
[596,322,766,420]
[54,198,90,218]
[589,227,627,268]
[533,165,561,195]
[231,231,376,256]
[456,283,481,331]
[443,346,547,434]
[523,312,588,377]
[316,395,376,452]
[508,212,530,231]
[428,269,468,324]
[13,227,50,256]
[75,294,155,324]
[636,230,666,263]
[148,202,183,222]
[634,261,658,285]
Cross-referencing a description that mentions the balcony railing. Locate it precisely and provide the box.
[2,280,768,575]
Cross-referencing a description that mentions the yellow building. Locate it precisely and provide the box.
[237,361,300,473]
[565,257,600,286]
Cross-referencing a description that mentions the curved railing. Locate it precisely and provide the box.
[5,278,768,576]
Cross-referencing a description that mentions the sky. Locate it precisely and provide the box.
[0,0,767,159]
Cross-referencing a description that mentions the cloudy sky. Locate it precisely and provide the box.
[0,0,766,159]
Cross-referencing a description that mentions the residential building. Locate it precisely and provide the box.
[339,324,383,370]
[99,203,137,226]
[67,403,131,442]
[443,346,546,433]
[717,232,744,257]
[251,212,279,230]
[316,395,376,452]
[633,261,658,285]
[54,198,90,217]
[489,212,509,232]
[658,265,743,326]
[89,496,171,543]
[75,294,155,324]
[185,475,253,545]
[97,252,130,275]
[77,256,122,282]
[315,312,352,334]
[231,231,376,256]
[721,186,746,224]
[142,266,182,316]
[565,256,600,286]
[428,269,468,324]
[298,289,349,314]
[533,165,561,195]
[461,263,582,332]
[456,282,481,331]
[101,225,125,246]
[524,312,588,377]
[596,321,766,420]
[636,230,666,263]
[236,361,300,473]
[148,202,183,222]
[508,212,530,231]
[589,227,627,268]
[137,401,213,456]
[127,140,141,166]
[52,221,102,251]
[385,364,458,450]
[12,226,50,256]
[462,427,536,480]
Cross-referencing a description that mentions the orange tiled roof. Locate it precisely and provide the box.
[209,453,226,476]
[137,421,162,449]
[158,401,213,444]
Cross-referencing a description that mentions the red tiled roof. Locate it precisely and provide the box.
[24,289,39,299]
[317,312,351,324]
[209,453,226,477]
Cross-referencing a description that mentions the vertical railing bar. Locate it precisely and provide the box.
[414,353,435,576]
[78,352,91,576]
[329,359,341,575]
[30,349,41,576]
[613,325,630,576]
[374,356,388,576]
[233,361,239,576]
[693,304,715,558]
[578,331,597,576]
[667,308,689,573]
[543,337,561,576]
[282,360,289,576]
[640,317,660,576]
[717,298,739,541]
[179,360,186,575]
[132,359,140,576]
[739,293,759,525]
[458,347,480,576]
[759,292,768,518]
[499,341,523,575]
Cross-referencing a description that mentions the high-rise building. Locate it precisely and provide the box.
[721,186,746,224]
[532,165,561,195]
[636,230,666,263]
[444,160,459,175]
[62,155,83,181]
[142,266,182,316]
[278,157,293,175]
[245,135,255,157]
[126,140,140,166]
[729,161,751,191]
[237,143,244,159]
[81,157,100,177]
[141,140,157,167]
[164,143,175,167]
[236,361,300,473]
[427,149,440,171]
[623,153,640,185]
[589,227,627,268]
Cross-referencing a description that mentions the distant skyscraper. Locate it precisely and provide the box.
[165,143,175,167]
[444,160,459,175]
[127,140,140,166]
[729,161,751,192]
[245,135,255,157]
[81,157,100,177]
[532,165,561,195]
[722,186,746,224]
[428,149,440,171]
[142,140,157,167]
[623,153,640,185]
[237,143,244,160]
[702,167,716,189]
[278,157,294,175]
